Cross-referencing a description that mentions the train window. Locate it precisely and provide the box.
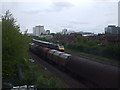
[59,45,64,48]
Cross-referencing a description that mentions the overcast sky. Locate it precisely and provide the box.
[1,0,119,34]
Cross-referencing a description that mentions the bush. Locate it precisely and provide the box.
[67,36,120,60]
[2,10,30,84]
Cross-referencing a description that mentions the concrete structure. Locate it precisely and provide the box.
[33,25,46,36]
[62,29,67,34]
[105,25,120,34]
[46,30,50,34]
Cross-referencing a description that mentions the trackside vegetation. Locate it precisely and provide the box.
[2,11,64,88]
[38,35,120,61]
[66,36,120,60]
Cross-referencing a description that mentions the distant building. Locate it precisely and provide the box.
[117,26,120,34]
[105,25,120,34]
[70,33,82,36]
[67,30,75,34]
[46,30,50,34]
[62,29,67,34]
[33,25,46,36]
[82,32,94,36]
[27,33,33,36]
[33,27,36,36]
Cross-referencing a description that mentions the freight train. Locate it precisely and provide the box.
[32,39,64,52]
[29,41,119,88]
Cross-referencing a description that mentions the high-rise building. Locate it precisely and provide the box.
[33,27,36,36]
[33,25,46,36]
[105,25,120,34]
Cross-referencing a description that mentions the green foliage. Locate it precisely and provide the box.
[76,36,86,43]
[2,10,30,84]
[50,33,55,36]
[66,36,120,60]
[2,10,29,62]
[36,76,63,88]
[19,60,64,88]
[2,10,64,88]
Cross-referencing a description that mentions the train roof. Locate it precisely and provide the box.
[48,49,58,54]
[33,39,50,44]
[53,51,64,56]
[60,53,71,59]
[32,39,63,46]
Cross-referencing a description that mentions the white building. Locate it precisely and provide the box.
[33,25,46,36]
[62,29,67,34]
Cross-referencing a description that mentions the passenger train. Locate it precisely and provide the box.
[32,39,64,52]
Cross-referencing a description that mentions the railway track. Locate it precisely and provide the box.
[30,49,120,88]
[29,41,120,88]
[29,51,97,88]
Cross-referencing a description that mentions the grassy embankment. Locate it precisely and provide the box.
[19,57,65,88]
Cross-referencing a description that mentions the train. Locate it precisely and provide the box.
[32,39,64,52]
[29,41,119,88]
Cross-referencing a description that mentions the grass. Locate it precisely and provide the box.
[19,57,66,88]
[2,56,66,88]
[65,48,119,66]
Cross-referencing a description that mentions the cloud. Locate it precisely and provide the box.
[61,25,74,29]
[44,1,74,12]
[91,0,118,2]
[24,1,74,14]
[69,21,89,25]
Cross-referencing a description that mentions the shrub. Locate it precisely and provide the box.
[2,10,30,84]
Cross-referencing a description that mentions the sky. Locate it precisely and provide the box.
[1,0,119,34]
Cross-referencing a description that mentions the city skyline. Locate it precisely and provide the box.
[1,0,119,34]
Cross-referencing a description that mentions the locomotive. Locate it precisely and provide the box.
[32,39,64,52]
[29,42,119,88]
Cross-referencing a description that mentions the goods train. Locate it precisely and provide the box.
[32,39,64,52]
[29,41,119,88]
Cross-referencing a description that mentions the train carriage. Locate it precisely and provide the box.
[52,51,64,64]
[47,50,57,62]
[59,53,71,67]
[32,39,64,51]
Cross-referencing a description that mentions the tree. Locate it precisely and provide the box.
[2,10,30,83]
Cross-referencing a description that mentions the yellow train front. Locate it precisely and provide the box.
[57,44,64,52]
